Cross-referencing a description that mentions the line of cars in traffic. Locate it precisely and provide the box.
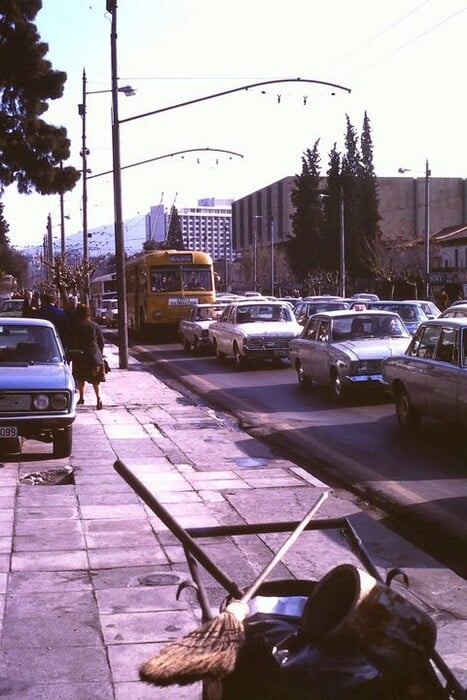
[177,292,467,433]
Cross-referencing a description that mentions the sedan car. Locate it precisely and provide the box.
[289,310,411,400]
[294,299,349,326]
[0,317,76,458]
[209,300,302,368]
[404,300,440,319]
[0,298,24,317]
[439,302,467,319]
[178,303,227,354]
[95,298,118,327]
[362,301,429,335]
[382,318,467,432]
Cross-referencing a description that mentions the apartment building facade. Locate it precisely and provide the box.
[145,199,233,264]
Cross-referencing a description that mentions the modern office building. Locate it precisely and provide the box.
[145,199,233,264]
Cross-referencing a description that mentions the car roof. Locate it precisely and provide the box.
[420,317,467,327]
[231,299,290,306]
[0,317,55,328]
[193,302,227,307]
[310,309,401,319]
[370,300,425,306]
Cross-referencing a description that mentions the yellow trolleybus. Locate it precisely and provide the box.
[126,250,216,336]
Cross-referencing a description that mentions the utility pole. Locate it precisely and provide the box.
[339,186,346,297]
[270,216,275,296]
[46,214,53,280]
[59,162,66,258]
[425,159,431,298]
[78,70,89,302]
[108,0,129,368]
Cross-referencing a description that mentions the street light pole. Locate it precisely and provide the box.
[79,70,89,301]
[108,0,128,369]
[59,162,66,258]
[270,216,275,296]
[339,186,346,297]
[424,159,431,298]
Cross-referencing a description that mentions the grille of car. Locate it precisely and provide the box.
[247,337,290,350]
[350,359,382,375]
[0,393,31,412]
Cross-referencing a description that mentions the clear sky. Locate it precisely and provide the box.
[3,0,466,251]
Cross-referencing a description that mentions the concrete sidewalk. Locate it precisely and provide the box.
[0,342,466,699]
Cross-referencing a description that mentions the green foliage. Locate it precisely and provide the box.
[164,206,184,250]
[288,141,324,282]
[0,0,80,195]
[288,114,380,290]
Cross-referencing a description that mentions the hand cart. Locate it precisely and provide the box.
[114,459,466,700]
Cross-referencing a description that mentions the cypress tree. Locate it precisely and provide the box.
[359,111,381,279]
[288,140,324,283]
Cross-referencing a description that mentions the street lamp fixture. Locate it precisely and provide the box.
[398,160,431,297]
[78,68,135,306]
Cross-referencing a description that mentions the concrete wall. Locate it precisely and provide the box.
[232,175,467,253]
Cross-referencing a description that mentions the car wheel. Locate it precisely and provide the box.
[296,361,310,389]
[53,427,72,459]
[213,340,225,361]
[395,387,420,433]
[183,336,191,352]
[330,370,346,400]
[233,343,246,370]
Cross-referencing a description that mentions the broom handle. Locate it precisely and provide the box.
[239,490,329,605]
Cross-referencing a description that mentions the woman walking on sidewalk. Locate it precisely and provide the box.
[70,304,105,409]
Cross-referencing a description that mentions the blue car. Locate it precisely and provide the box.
[0,317,76,458]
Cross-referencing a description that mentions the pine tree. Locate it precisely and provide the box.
[288,140,324,283]
[0,0,80,195]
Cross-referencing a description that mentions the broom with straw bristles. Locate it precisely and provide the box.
[139,490,329,686]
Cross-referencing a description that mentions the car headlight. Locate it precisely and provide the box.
[247,336,263,349]
[33,394,50,410]
[351,361,369,374]
[51,393,69,410]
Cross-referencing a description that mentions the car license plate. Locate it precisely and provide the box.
[0,427,17,438]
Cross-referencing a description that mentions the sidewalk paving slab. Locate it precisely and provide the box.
[1,341,466,699]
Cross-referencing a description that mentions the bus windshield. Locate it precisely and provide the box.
[150,266,213,293]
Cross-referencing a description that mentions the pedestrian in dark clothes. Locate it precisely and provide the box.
[70,304,105,409]
[37,292,71,349]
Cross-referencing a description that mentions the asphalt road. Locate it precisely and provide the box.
[129,337,467,579]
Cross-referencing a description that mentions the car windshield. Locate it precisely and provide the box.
[331,315,407,341]
[236,304,294,323]
[2,300,23,312]
[195,305,225,321]
[371,303,427,323]
[0,325,62,363]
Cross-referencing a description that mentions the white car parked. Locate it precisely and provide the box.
[178,303,227,354]
[209,300,302,368]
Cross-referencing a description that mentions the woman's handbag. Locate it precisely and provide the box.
[103,358,111,374]
[92,364,106,382]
